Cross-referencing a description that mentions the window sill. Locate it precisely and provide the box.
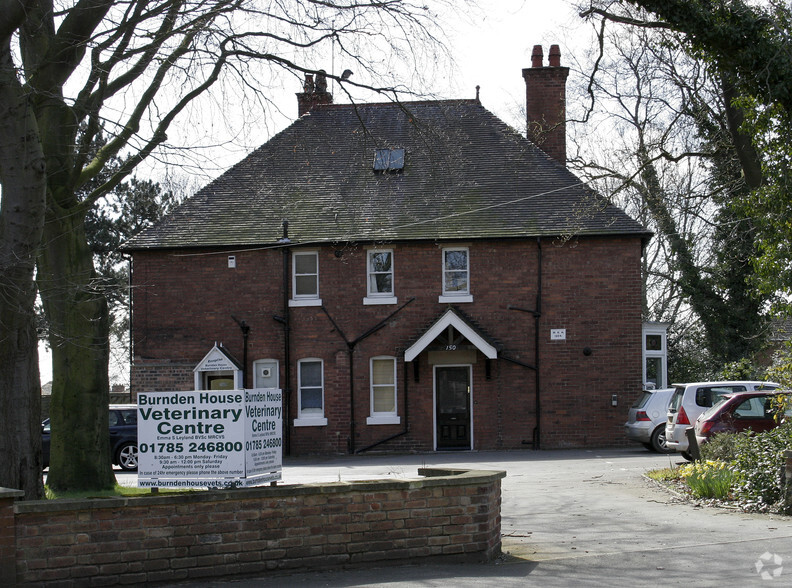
[289,298,323,307]
[293,417,328,427]
[438,294,473,303]
[366,416,401,425]
[363,296,398,306]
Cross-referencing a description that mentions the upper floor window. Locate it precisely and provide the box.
[439,247,472,303]
[295,358,327,426]
[364,249,397,305]
[290,251,321,306]
[367,357,400,425]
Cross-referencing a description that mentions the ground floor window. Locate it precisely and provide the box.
[295,358,327,426]
[367,357,400,425]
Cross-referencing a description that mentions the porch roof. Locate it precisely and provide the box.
[404,307,499,362]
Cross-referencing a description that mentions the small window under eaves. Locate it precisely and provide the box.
[373,148,405,173]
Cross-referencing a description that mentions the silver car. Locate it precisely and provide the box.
[625,388,675,453]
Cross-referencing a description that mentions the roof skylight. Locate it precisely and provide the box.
[373,148,405,173]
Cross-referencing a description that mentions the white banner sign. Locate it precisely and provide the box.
[137,389,282,489]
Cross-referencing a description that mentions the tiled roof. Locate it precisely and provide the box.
[124,100,650,250]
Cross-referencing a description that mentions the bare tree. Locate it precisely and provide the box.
[0,0,47,499]
[0,0,459,496]
[567,7,769,377]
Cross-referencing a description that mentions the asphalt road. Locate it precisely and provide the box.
[117,447,792,587]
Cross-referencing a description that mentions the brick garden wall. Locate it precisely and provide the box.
[7,468,504,586]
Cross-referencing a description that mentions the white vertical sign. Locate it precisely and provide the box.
[137,389,282,489]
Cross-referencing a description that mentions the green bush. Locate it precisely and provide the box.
[689,423,792,512]
[729,422,792,512]
[700,432,742,462]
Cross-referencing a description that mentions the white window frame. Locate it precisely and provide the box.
[439,246,473,303]
[294,358,327,426]
[642,323,669,390]
[290,251,322,307]
[367,356,400,425]
[364,249,397,305]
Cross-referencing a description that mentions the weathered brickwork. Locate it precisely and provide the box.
[131,235,643,454]
[9,469,503,586]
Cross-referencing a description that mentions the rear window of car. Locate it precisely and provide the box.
[695,386,746,407]
[669,387,685,411]
[700,396,731,420]
[109,408,137,427]
[631,391,653,409]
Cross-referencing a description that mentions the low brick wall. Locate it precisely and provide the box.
[6,468,504,586]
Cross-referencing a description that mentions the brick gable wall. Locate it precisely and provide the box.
[131,236,643,454]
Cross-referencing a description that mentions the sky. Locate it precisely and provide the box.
[37,0,589,386]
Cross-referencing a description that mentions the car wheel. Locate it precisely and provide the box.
[117,443,138,471]
[650,426,674,454]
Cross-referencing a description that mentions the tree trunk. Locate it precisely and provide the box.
[0,35,46,500]
[37,207,115,491]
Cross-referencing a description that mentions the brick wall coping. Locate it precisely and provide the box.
[13,468,505,514]
[0,488,24,499]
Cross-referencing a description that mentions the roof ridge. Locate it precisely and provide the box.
[310,98,481,110]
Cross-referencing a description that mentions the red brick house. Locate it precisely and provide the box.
[125,46,651,455]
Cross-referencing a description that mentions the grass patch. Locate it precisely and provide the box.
[646,467,681,483]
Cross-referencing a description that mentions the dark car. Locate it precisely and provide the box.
[42,404,138,471]
[693,391,792,446]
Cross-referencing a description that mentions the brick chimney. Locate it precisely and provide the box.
[297,71,333,117]
[522,44,569,165]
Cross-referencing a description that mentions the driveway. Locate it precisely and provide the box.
[156,448,792,587]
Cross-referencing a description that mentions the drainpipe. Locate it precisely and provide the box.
[274,220,292,456]
[355,359,409,453]
[534,237,543,449]
[321,297,415,454]
[507,236,543,449]
[231,316,250,387]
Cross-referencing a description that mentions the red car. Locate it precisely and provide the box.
[694,390,791,446]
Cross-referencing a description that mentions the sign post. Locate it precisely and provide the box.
[136,389,282,489]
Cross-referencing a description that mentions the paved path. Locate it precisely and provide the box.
[148,448,792,587]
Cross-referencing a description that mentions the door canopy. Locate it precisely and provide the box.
[404,308,498,362]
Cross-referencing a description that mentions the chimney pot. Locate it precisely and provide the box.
[531,45,543,68]
[316,70,327,93]
[549,44,561,67]
[297,70,333,117]
[522,43,569,165]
